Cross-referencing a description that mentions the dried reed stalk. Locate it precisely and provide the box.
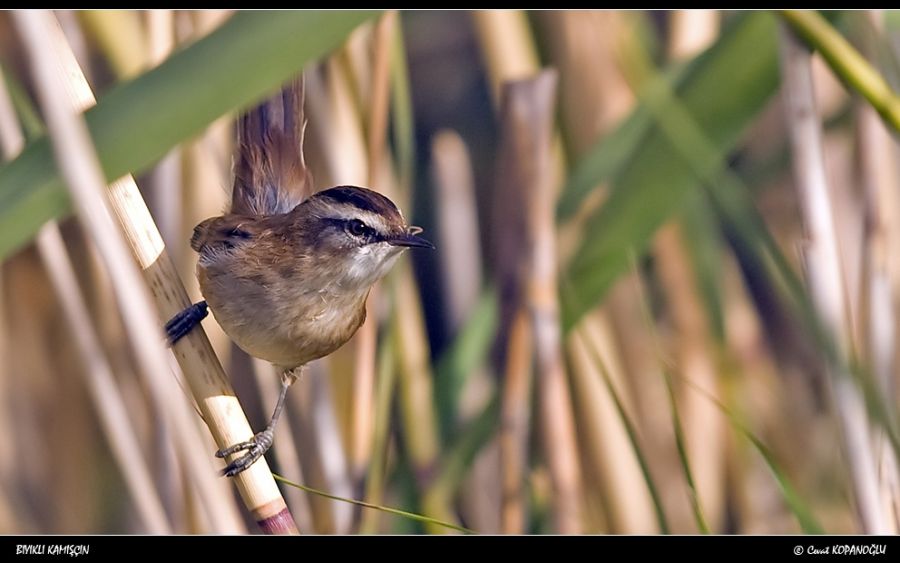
[432,130,498,532]
[567,312,658,533]
[779,24,888,533]
[540,11,661,533]
[855,11,900,533]
[494,70,583,533]
[77,10,146,79]
[0,69,172,533]
[432,130,482,338]
[14,10,291,534]
[349,11,397,487]
[518,70,583,534]
[358,327,397,534]
[498,309,533,533]
[651,9,724,531]
[303,58,364,534]
[251,358,314,532]
[471,11,540,104]
[145,10,182,260]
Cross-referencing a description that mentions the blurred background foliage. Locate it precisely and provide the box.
[0,9,898,534]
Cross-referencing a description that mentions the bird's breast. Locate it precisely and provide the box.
[200,263,368,369]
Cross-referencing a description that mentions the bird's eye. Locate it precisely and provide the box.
[347,219,369,238]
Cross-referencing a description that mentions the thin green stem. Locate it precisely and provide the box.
[273,474,474,535]
[780,10,900,133]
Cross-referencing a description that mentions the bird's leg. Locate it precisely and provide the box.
[217,367,300,477]
[164,301,209,345]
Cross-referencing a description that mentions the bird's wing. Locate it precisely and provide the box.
[190,215,267,258]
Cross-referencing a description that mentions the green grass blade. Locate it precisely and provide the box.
[434,288,498,439]
[391,15,415,200]
[429,392,500,503]
[562,11,780,331]
[661,371,711,534]
[557,59,693,222]
[273,474,474,534]
[0,10,378,259]
[576,324,671,535]
[680,378,825,534]
[780,10,900,134]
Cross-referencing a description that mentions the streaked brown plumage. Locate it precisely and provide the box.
[191,186,425,370]
[167,79,432,477]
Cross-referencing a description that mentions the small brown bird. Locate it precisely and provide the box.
[166,81,432,477]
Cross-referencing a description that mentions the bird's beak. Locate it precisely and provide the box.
[388,227,435,249]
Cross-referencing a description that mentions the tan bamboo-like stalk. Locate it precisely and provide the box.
[779,24,888,533]
[537,11,633,161]
[567,312,658,533]
[855,10,900,533]
[251,358,315,532]
[279,359,346,533]
[499,309,533,534]
[539,11,660,533]
[473,9,565,194]
[54,11,92,80]
[432,130,482,336]
[394,258,454,532]
[0,75,20,533]
[431,129,498,532]
[492,64,536,535]
[645,11,725,531]
[669,10,718,60]
[146,10,182,259]
[349,11,396,487]
[76,10,146,79]
[0,68,172,534]
[303,60,364,533]
[358,325,397,534]
[144,10,187,528]
[514,70,583,534]
[471,10,540,104]
[14,10,291,534]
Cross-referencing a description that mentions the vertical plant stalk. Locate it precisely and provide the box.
[0,73,172,534]
[304,59,366,533]
[855,12,900,533]
[15,10,293,534]
[473,9,566,193]
[394,259,454,531]
[177,15,232,366]
[518,70,583,534]
[780,10,900,135]
[77,10,147,79]
[359,325,397,534]
[146,10,183,260]
[778,25,888,533]
[13,10,242,534]
[251,358,315,532]
[350,11,396,487]
[499,309,533,534]
[541,11,661,533]
[433,130,483,339]
[432,130,498,532]
[145,9,186,529]
[493,70,583,533]
[471,10,540,104]
[566,312,662,533]
[650,9,723,532]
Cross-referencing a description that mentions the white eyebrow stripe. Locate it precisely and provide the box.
[320,204,392,233]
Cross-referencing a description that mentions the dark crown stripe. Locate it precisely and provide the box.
[316,185,400,217]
